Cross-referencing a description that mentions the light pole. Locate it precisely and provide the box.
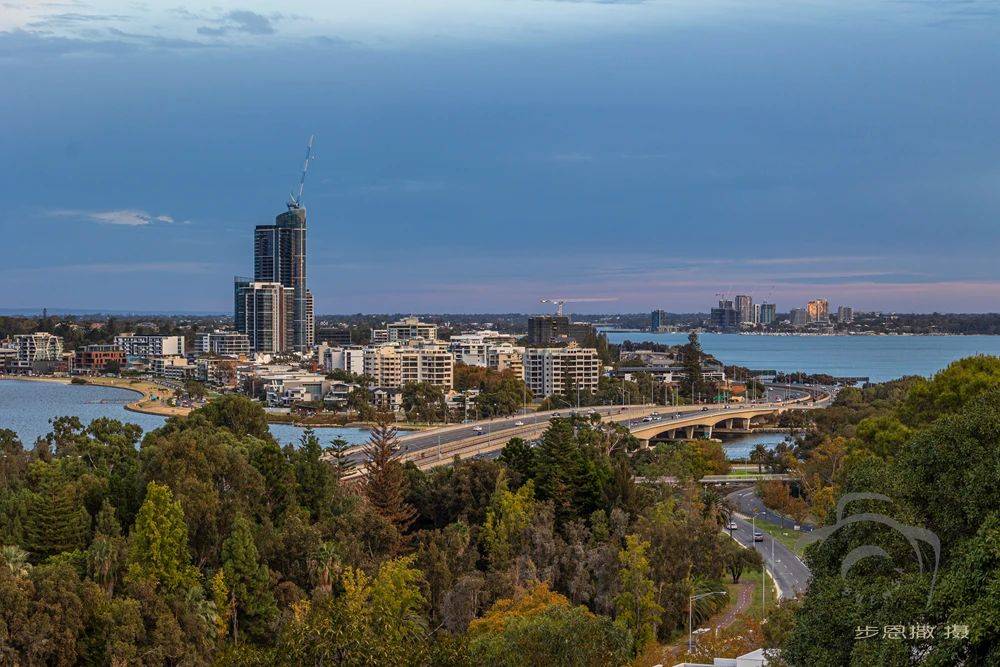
[689,590,727,652]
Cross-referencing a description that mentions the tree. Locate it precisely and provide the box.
[329,436,356,480]
[750,443,769,473]
[194,395,270,439]
[614,535,662,651]
[125,482,198,595]
[481,476,535,570]
[363,413,417,533]
[221,513,276,644]
[294,428,332,521]
[25,469,89,558]
[681,332,706,399]
[468,583,630,667]
[402,382,449,423]
[721,537,762,583]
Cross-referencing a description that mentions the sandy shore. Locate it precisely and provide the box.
[1,374,191,418]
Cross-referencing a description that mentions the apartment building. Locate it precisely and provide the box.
[195,331,251,358]
[322,345,365,376]
[486,344,525,379]
[73,344,125,373]
[363,341,454,389]
[114,334,185,360]
[449,330,519,365]
[387,317,438,342]
[523,344,600,398]
[151,355,196,381]
[807,299,829,322]
[11,333,64,372]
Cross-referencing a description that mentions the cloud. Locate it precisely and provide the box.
[197,10,279,37]
[48,209,183,226]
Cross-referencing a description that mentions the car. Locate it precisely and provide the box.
[642,416,653,422]
[514,420,524,426]
[727,522,738,531]
[753,531,764,542]
[472,426,484,433]
[552,412,561,417]
[701,407,710,412]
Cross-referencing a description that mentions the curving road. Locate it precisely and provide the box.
[726,486,812,598]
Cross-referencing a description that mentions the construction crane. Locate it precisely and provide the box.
[540,297,617,317]
[287,134,316,210]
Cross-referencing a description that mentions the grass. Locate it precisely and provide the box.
[749,515,806,555]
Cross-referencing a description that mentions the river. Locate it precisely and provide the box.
[0,379,371,447]
[603,332,1000,382]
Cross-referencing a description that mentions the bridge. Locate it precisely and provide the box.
[342,384,831,478]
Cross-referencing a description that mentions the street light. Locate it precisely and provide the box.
[689,590,727,652]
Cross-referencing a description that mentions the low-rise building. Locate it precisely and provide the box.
[486,344,525,379]
[73,344,125,373]
[115,334,185,360]
[260,372,331,407]
[523,344,600,398]
[151,355,196,381]
[449,330,519,366]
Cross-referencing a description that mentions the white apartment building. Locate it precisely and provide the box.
[387,317,438,342]
[523,345,600,398]
[151,355,196,381]
[195,331,251,357]
[448,330,519,366]
[322,345,366,376]
[260,372,331,407]
[363,341,453,389]
[114,334,185,360]
[12,333,64,371]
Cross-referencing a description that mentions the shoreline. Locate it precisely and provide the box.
[1,374,189,418]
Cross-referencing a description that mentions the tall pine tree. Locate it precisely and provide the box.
[362,412,417,532]
[125,482,198,594]
[221,513,276,644]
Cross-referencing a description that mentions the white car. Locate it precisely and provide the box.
[514,420,525,426]
[727,522,738,531]
[472,426,484,433]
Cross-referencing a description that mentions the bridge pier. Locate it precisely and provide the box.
[703,425,713,439]
[685,426,695,440]
[742,417,751,430]
[638,438,651,449]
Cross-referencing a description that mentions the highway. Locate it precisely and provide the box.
[726,486,812,598]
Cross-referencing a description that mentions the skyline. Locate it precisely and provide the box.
[4,1,1000,313]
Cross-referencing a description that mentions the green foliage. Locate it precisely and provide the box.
[481,477,535,570]
[614,534,662,651]
[899,355,1000,427]
[402,382,449,422]
[222,513,277,644]
[126,481,199,594]
[195,394,270,439]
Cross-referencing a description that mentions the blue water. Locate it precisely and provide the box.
[0,379,370,447]
[605,332,1000,382]
[720,432,791,461]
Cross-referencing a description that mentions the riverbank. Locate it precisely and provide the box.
[1,374,189,418]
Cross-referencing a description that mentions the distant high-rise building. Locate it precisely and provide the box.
[253,206,314,351]
[710,300,739,331]
[837,306,854,323]
[790,308,809,327]
[758,303,777,325]
[753,303,761,324]
[651,309,668,332]
[807,299,829,322]
[735,295,753,324]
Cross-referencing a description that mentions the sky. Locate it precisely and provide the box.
[2,0,1000,314]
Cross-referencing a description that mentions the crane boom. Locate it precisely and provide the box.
[540,297,617,317]
[288,134,316,209]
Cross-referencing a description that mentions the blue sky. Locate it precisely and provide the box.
[2,1,1000,314]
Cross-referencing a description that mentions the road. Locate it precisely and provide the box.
[726,487,812,598]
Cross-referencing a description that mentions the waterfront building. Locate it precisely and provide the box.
[837,306,854,323]
[253,206,315,351]
[807,299,829,322]
[234,279,291,354]
[195,331,251,358]
[790,308,809,327]
[523,344,600,398]
[11,333,64,373]
[322,345,366,376]
[151,355,196,381]
[651,309,668,332]
[735,295,754,324]
[258,371,331,407]
[114,334,185,360]
[73,344,125,373]
[758,302,777,325]
[196,357,240,388]
[485,344,525,379]
[710,301,739,331]
[387,317,438,342]
[363,341,454,390]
